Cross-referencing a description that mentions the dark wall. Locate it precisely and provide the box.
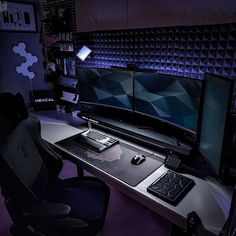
[76,0,127,32]
[76,24,236,79]
[0,0,48,103]
[76,0,236,32]
[127,0,236,29]
[0,32,48,103]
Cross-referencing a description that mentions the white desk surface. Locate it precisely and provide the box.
[32,111,233,236]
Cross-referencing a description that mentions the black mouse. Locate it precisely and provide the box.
[131,154,146,165]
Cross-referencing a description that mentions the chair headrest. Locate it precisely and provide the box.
[0,92,28,134]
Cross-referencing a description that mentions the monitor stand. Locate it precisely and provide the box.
[88,120,92,130]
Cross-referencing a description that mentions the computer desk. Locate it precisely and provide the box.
[32,111,233,236]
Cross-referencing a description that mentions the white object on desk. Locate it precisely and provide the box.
[60,91,79,104]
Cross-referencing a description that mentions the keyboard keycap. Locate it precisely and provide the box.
[81,130,119,152]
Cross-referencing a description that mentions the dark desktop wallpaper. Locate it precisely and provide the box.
[78,67,202,132]
[78,67,133,111]
[134,73,202,132]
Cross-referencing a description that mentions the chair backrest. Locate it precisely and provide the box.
[0,92,62,178]
[0,118,49,218]
[25,116,63,178]
[0,92,28,131]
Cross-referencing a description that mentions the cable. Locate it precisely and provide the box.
[145,151,155,157]
[181,164,207,179]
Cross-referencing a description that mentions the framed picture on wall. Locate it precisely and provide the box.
[0,2,37,32]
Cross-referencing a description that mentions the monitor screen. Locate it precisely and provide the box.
[199,74,234,176]
[78,67,133,111]
[133,72,202,133]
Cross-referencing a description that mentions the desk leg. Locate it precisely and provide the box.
[171,224,213,236]
[76,165,84,177]
[57,149,84,178]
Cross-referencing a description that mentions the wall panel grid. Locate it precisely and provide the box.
[75,23,236,83]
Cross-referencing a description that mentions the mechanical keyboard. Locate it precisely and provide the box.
[75,129,119,152]
[147,170,195,205]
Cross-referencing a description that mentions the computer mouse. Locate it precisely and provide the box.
[131,154,146,165]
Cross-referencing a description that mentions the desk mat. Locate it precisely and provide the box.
[56,139,163,187]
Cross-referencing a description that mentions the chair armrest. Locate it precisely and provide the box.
[23,202,88,231]
[23,202,71,219]
[56,218,88,229]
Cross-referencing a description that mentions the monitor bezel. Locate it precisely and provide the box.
[80,100,133,113]
[133,72,203,136]
[198,73,234,177]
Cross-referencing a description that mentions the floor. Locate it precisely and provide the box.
[0,160,171,236]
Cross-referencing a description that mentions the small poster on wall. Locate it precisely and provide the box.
[0,1,37,32]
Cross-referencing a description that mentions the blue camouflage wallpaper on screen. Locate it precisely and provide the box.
[134,73,202,132]
[78,68,133,111]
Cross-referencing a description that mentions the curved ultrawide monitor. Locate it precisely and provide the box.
[133,72,202,134]
[78,67,133,111]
